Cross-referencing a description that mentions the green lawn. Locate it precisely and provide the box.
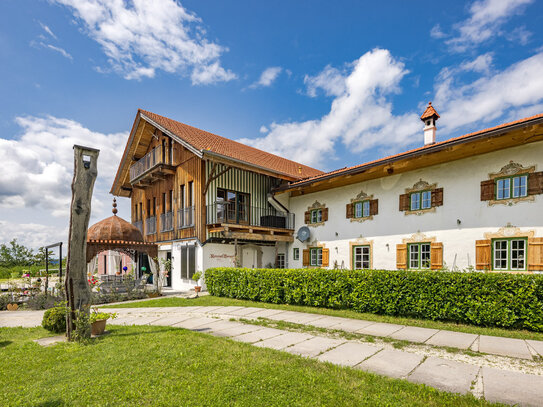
[105,295,543,341]
[0,326,495,407]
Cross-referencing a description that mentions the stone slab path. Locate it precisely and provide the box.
[2,305,543,406]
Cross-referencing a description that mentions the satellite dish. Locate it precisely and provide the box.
[297,226,310,242]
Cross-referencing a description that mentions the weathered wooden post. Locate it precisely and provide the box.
[65,145,99,341]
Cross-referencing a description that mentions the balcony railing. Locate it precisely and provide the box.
[177,206,195,229]
[206,203,294,230]
[160,212,174,232]
[145,216,156,235]
[133,220,143,235]
[130,145,166,182]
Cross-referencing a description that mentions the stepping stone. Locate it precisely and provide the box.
[198,306,227,314]
[389,326,439,343]
[357,349,424,378]
[482,366,543,406]
[241,308,285,319]
[232,327,285,343]
[279,313,326,325]
[254,332,314,350]
[526,339,543,357]
[478,335,532,359]
[424,330,478,350]
[284,336,345,358]
[34,335,66,347]
[213,306,245,315]
[407,356,479,394]
[265,311,298,321]
[330,319,375,333]
[195,319,242,333]
[317,342,381,367]
[357,322,404,337]
[307,316,348,329]
[226,307,265,316]
[148,315,194,326]
[172,317,221,330]
[210,324,264,338]
[112,316,162,325]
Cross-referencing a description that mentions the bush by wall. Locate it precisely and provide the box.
[205,268,543,332]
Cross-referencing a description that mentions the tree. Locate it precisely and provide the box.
[34,247,55,266]
[0,239,34,267]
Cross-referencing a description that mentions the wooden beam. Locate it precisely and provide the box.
[203,163,231,195]
[223,231,294,242]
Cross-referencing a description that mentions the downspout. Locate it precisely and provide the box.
[267,193,289,213]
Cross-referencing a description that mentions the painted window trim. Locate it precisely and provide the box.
[407,242,432,270]
[352,245,371,270]
[491,237,528,271]
[494,174,528,200]
[309,247,323,267]
[293,248,299,260]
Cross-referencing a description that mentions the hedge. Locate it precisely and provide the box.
[205,268,543,332]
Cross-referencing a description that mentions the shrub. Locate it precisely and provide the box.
[0,295,10,310]
[26,293,64,310]
[42,305,67,333]
[205,268,543,332]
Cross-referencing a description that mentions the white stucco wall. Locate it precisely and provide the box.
[285,141,543,271]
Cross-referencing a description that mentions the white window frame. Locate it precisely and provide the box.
[492,238,527,271]
[310,247,322,266]
[293,248,299,261]
[353,245,371,270]
[277,253,285,269]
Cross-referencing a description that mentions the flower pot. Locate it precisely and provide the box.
[91,319,107,336]
[194,286,202,293]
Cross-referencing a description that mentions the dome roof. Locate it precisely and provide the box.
[87,199,144,242]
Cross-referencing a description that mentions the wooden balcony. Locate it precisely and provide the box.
[130,145,175,186]
[177,206,195,229]
[159,212,174,232]
[145,216,156,235]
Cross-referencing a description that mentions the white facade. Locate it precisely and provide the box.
[284,141,543,271]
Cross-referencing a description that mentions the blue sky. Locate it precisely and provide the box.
[1,0,542,247]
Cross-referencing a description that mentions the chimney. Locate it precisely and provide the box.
[420,102,440,146]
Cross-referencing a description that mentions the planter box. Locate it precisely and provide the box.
[91,319,107,336]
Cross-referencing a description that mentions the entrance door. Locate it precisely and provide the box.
[165,252,172,287]
[241,246,256,268]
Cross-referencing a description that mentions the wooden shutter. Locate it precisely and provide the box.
[302,249,310,266]
[430,242,443,270]
[528,172,543,195]
[528,238,543,271]
[370,199,378,215]
[475,240,491,270]
[480,180,495,201]
[304,211,310,224]
[321,248,330,267]
[396,244,407,269]
[322,207,329,221]
[346,203,354,219]
[431,188,444,207]
[399,194,410,211]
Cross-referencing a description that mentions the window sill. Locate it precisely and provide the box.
[307,222,325,228]
[350,215,374,223]
[403,207,436,216]
[487,195,534,206]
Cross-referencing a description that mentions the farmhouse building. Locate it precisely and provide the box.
[112,106,543,291]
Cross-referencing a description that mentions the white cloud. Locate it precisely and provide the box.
[304,64,347,97]
[259,125,268,134]
[239,49,421,168]
[434,51,543,132]
[0,221,67,250]
[39,22,57,40]
[249,66,282,88]
[43,43,73,60]
[430,24,447,39]
[445,0,533,52]
[459,52,493,74]
[0,115,128,222]
[53,0,236,84]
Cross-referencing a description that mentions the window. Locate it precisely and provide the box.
[496,175,527,200]
[276,253,285,268]
[310,247,322,266]
[492,238,526,271]
[410,191,431,210]
[354,201,370,218]
[408,243,431,269]
[310,209,322,223]
[293,248,299,260]
[217,188,250,224]
[353,245,370,270]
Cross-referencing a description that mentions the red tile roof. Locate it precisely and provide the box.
[420,102,440,120]
[285,112,543,188]
[139,109,323,180]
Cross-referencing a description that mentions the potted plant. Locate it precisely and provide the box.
[192,271,202,295]
[89,307,117,336]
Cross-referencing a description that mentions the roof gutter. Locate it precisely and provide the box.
[276,115,543,192]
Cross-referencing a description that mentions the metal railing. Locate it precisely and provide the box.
[160,212,174,232]
[130,145,165,182]
[145,216,156,235]
[133,220,143,235]
[177,206,195,229]
[206,203,294,230]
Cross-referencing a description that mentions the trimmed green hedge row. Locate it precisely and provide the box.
[205,268,543,332]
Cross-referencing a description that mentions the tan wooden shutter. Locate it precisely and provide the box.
[399,194,409,211]
[475,240,491,270]
[396,244,407,269]
[304,211,310,224]
[370,199,378,215]
[528,172,543,195]
[480,180,495,201]
[302,249,310,266]
[346,203,354,219]
[430,242,443,270]
[321,248,330,267]
[322,207,329,221]
[431,188,444,207]
[528,237,543,271]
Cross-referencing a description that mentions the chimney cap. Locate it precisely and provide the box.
[420,102,440,121]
